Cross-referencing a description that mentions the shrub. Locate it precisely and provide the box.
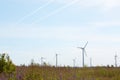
[0,53,16,79]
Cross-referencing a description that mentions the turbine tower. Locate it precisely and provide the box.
[115,54,117,67]
[90,57,92,67]
[73,58,76,67]
[56,54,58,67]
[56,53,60,67]
[77,41,88,67]
[41,57,45,65]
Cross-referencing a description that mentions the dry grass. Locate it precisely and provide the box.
[14,66,120,80]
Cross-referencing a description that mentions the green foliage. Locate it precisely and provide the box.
[4,54,16,73]
[0,53,16,79]
[2,53,120,80]
[0,53,15,73]
[0,53,6,73]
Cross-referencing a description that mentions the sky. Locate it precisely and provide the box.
[0,0,120,67]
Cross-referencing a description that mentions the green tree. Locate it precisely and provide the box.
[4,54,16,75]
[0,53,16,79]
[0,53,6,73]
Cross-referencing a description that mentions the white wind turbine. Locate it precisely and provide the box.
[77,41,88,67]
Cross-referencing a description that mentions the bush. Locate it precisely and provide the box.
[0,53,16,79]
[0,53,6,73]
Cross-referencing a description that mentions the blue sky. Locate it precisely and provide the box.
[0,0,120,67]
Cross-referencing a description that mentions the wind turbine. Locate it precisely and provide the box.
[73,58,76,67]
[56,53,60,67]
[90,57,92,67]
[77,41,88,67]
[41,57,45,65]
[115,54,117,67]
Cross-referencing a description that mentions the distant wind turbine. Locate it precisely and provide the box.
[90,57,92,67]
[56,53,60,67]
[77,41,88,67]
[41,57,45,65]
[73,58,76,67]
[115,54,117,67]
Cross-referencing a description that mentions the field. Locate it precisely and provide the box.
[1,65,120,80]
[0,53,120,80]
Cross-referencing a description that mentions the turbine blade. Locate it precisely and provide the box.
[77,47,82,49]
[84,41,88,48]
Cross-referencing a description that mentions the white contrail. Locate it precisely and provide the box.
[31,0,79,24]
[16,0,54,24]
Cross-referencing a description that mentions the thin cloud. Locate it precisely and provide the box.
[56,0,120,10]
[16,0,54,24]
[14,0,120,24]
[0,24,120,43]
[32,0,79,24]
[11,0,120,8]
[89,21,120,28]
[102,0,120,9]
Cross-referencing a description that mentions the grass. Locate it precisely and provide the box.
[1,65,120,80]
[14,66,120,80]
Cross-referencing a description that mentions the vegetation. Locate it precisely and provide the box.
[0,53,16,80]
[1,53,120,80]
[15,66,120,80]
